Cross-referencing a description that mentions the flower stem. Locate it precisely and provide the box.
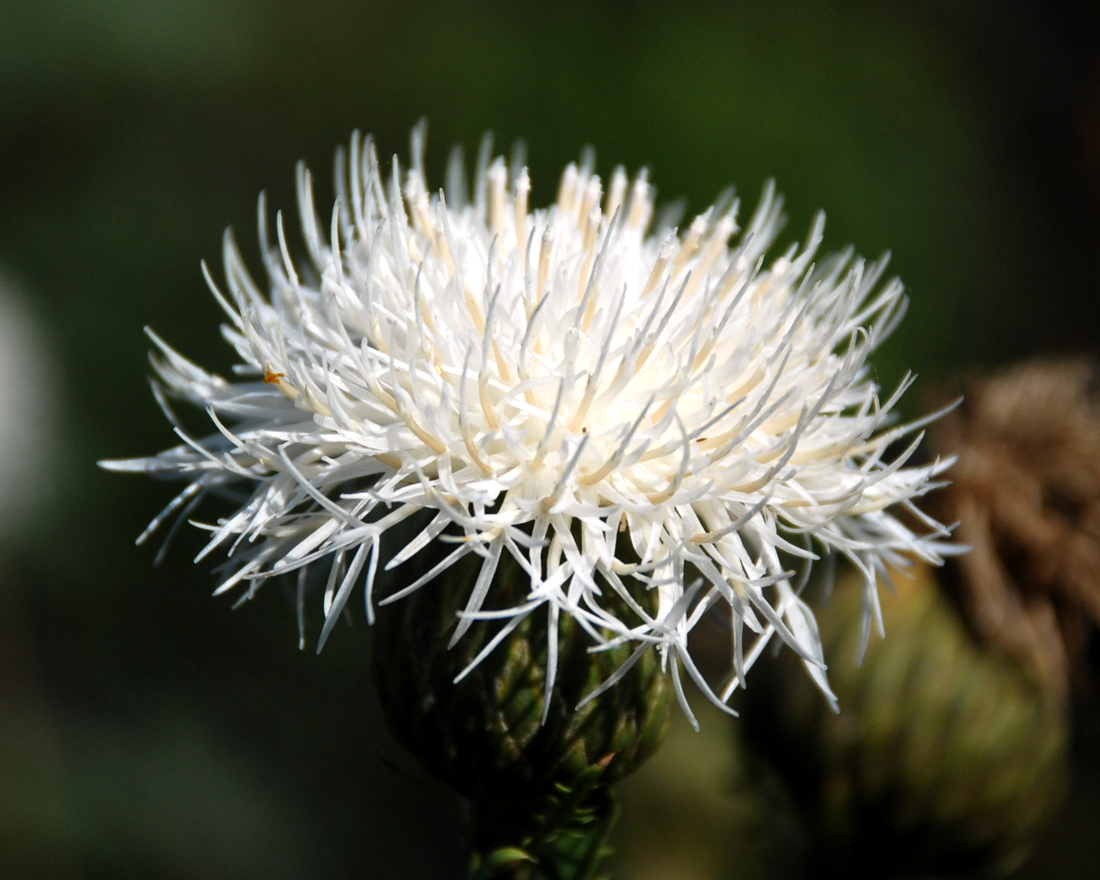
[468,772,619,880]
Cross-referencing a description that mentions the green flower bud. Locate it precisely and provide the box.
[372,551,672,877]
[748,564,1069,877]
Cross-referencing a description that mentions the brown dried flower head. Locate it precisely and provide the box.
[929,358,1100,704]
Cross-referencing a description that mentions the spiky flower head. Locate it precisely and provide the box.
[103,125,950,723]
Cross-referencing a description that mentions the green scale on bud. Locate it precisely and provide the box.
[747,564,1069,878]
[372,550,672,879]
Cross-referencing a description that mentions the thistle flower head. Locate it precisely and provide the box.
[104,125,951,723]
[929,358,1100,704]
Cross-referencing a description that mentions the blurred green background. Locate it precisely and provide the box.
[2,1,1098,877]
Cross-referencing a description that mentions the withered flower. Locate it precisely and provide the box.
[929,358,1100,703]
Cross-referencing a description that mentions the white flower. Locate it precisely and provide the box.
[103,125,952,725]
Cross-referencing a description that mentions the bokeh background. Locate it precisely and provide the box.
[2,1,1099,877]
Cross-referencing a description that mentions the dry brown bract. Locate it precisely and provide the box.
[929,358,1100,705]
